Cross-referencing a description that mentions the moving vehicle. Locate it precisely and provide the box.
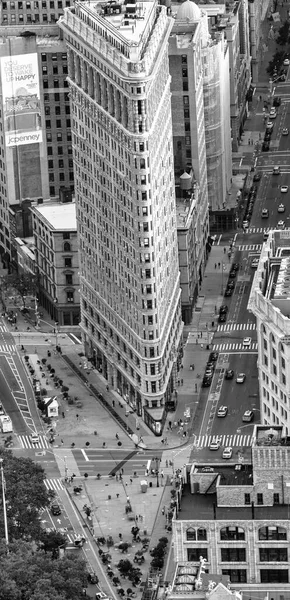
[262,142,269,152]
[236,373,246,384]
[253,172,262,181]
[266,121,274,131]
[269,108,277,119]
[282,128,289,135]
[209,438,221,450]
[251,258,259,269]
[280,185,288,193]
[243,337,252,347]
[217,406,228,417]
[261,208,269,218]
[219,305,228,314]
[277,220,285,229]
[218,313,227,322]
[222,447,233,459]
[225,369,234,380]
[242,410,254,422]
[283,58,290,66]
[278,204,285,213]
[30,432,39,444]
[272,166,280,175]
[0,416,13,433]
[209,351,219,362]
[51,503,62,516]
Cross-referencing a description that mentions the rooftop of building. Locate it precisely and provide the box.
[73,0,156,45]
[169,566,231,598]
[176,483,290,521]
[32,201,76,231]
[253,424,290,447]
[194,463,253,486]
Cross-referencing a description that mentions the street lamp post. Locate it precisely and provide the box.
[55,322,59,349]
[0,458,9,550]
[153,456,160,487]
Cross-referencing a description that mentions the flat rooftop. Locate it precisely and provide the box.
[33,202,76,231]
[195,464,253,486]
[176,484,290,521]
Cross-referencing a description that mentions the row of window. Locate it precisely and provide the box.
[223,569,289,584]
[2,12,63,22]
[187,547,288,563]
[2,0,68,8]
[185,525,287,542]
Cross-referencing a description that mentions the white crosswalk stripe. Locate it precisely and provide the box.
[217,323,256,332]
[236,244,262,252]
[18,434,50,449]
[248,226,290,234]
[194,433,253,449]
[212,342,258,352]
[44,478,64,492]
[0,343,16,353]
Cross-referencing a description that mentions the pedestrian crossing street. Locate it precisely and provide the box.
[19,434,50,449]
[194,433,253,449]
[217,322,256,332]
[44,478,64,492]
[236,244,262,252]
[0,342,16,353]
[212,341,258,352]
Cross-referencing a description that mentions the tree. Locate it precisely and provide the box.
[267,49,285,76]
[39,530,67,554]
[0,449,54,541]
[276,21,290,47]
[1,272,38,308]
[0,540,87,600]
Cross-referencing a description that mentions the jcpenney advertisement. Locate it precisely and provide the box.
[1,53,42,148]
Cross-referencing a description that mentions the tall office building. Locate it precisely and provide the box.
[59,0,183,434]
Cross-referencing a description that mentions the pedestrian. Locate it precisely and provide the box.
[116,433,119,440]
[119,533,122,540]
[183,431,187,438]
[116,493,119,499]
[200,331,202,338]
[61,439,64,445]
[121,468,124,475]
[112,399,115,407]
[218,262,220,268]
[168,420,172,430]
[106,385,109,391]
[102,442,106,448]
[164,437,168,445]
[62,411,65,418]
[76,414,79,420]
[181,378,183,386]
[214,263,217,269]
[161,507,165,515]
[165,459,168,467]
[161,470,164,479]
[130,478,133,484]
[224,247,226,253]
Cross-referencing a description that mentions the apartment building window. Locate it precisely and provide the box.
[65,274,73,285]
[222,570,247,583]
[64,257,72,268]
[260,570,288,583]
[273,493,280,504]
[66,291,74,303]
[63,242,71,251]
[45,120,51,129]
[257,493,263,505]
[63,233,70,240]
[244,493,251,505]
[221,548,246,562]
[53,79,59,88]
[183,81,188,92]
[48,160,53,169]
[57,133,63,141]
[49,173,54,182]
[50,186,55,196]
[43,79,48,89]
[260,548,287,562]
[259,526,286,540]
[220,527,245,541]
[53,65,58,75]
[187,548,208,562]
[55,93,60,101]
[41,53,47,61]
[47,147,53,155]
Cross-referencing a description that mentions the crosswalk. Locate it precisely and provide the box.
[217,323,256,332]
[19,434,50,449]
[248,227,290,234]
[236,244,262,252]
[44,478,64,492]
[0,343,16,353]
[212,341,258,352]
[194,433,253,449]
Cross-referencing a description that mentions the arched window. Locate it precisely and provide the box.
[63,242,71,252]
[220,526,245,541]
[259,526,286,541]
[186,528,196,541]
[262,324,267,334]
[270,333,276,344]
[197,528,207,541]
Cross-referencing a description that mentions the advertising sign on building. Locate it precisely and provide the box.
[1,53,42,148]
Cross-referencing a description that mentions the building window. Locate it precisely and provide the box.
[257,493,263,505]
[66,291,74,303]
[258,526,287,541]
[63,242,71,251]
[63,232,70,240]
[186,528,196,541]
[244,493,251,505]
[64,257,72,268]
[65,274,73,285]
[53,79,59,88]
[197,528,207,541]
[222,570,247,584]
[221,548,246,562]
[260,548,287,562]
[273,493,280,504]
[187,548,208,562]
[260,570,289,583]
[220,527,245,541]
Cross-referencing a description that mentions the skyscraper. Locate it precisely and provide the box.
[60,0,183,434]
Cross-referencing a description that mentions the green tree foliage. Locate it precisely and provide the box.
[0,449,54,541]
[39,530,67,555]
[0,540,87,600]
[276,21,290,47]
[267,50,286,76]
[1,272,38,307]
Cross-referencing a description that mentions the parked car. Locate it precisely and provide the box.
[277,220,285,229]
[222,447,233,459]
[251,258,259,268]
[202,376,212,388]
[280,185,288,193]
[236,373,246,384]
[272,166,280,175]
[225,369,234,380]
[242,410,254,422]
[283,58,290,66]
[262,142,270,152]
[209,351,219,362]
[219,305,228,314]
[282,128,289,135]
[253,172,262,181]
[224,288,233,297]
[269,107,277,119]
[218,313,227,323]
[273,96,281,107]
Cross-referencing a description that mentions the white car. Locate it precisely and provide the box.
[281,185,288,193]
[251,258,259,269]
[282,128,289,135]
[278,203,285,212]
[236,373,246,384]
[243,337,252,347]
[283,58,290,66]
[242,220,249,229]
[209,438,221,450]
[30,432,39,444]
[242,410,254,422]
[222,447,233,459]
[269,108,277,119]
[277,220,285,229]
[217,406,228,418]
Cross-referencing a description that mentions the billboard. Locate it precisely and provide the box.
[1,53,42,148]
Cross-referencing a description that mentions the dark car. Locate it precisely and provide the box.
[219,305,228,314]
[51,503,61,516]
[218,313,227,323]
[262,142,270,152]
[253,172,262,182]
[209,351,219,362]
[264,132,271,141]
[229,270,237,279]
[273,96,281,107]
[225,369,234,380]
[202,376,212,388]
[224,288,233,297]
[231,263,239,271]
